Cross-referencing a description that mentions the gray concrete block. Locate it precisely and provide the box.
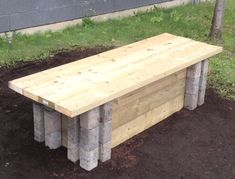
[184,62,202,110]
[186,62,202,78]
[198,60,209,106]
[44,108,61,149]
[33,103,45,142]
[99,120,112,144]
[67,117,80,163]
[80,107,100,129]
[198,87,206,106]
[68,143,80,163]
[185,76,200,95]
[80,147,98,171]
[99,102,112,162]
[45,132,61,149]
[100,102,112,122]
[184,93,198,110]
[80,127,99,151]
[80,108,100,170]
[200,59,209,75]
[99,141,112,162]
[67,117,80,143]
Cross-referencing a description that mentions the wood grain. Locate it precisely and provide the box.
[112,94,184,148]
[9,33,222,117]
[112,70,186,129]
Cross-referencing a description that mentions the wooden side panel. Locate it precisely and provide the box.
[111,70,186,148]
[112,70,186,130]
[112,94,184,148]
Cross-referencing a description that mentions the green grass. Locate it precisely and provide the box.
[0,0,234,99]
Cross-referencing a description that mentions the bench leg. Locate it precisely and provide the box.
[80,107,100,171]
[99,102,112,162]
[44,107,62,149]
[33,103,45,142]
[198,60,209,106]
[184,62,202,110]
[67,117,80,163]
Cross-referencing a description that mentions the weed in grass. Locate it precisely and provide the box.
[82,17,95,28]
[150,11,164,23]
[170,10,183,22]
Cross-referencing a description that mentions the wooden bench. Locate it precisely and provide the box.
[8,33,222,171]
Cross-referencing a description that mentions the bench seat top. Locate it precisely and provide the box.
[9,33,222,117]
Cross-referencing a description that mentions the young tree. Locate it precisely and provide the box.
[209,0,226,40]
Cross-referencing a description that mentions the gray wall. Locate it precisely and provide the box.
[0,0,171,33]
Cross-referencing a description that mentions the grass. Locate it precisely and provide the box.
[0,0,234,99]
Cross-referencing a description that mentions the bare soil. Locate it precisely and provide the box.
[0,47,235,179]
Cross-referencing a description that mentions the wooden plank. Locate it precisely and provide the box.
[112,73,186,129]
[21,35,191,101]
[112,94,184,148]
[9,33,222,117]
[55,42,222,117]
[8,33,175,95]
[112,69,186,108]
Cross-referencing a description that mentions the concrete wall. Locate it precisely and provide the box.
[0,0,172,33]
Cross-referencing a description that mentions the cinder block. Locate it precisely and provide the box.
[100,102,112,122]
[99,120,112,144]
[198,60,209,106]
[33,103,45,142]
[99,102,112,162]
[186,62,202,78]
[80,108,100,171]
[68,143,80,163]
[80,107,100,129]
[80,147,98,171]
[184,93,198,110]
[185,77,201,95]
[67,117,80,163]
[99,141,112,162]
[67,117,80,143]
[200,59,209,76]
[80,127,99,151]
[44,108,61,149]
[184,62,202,110]
[45,132,61,149]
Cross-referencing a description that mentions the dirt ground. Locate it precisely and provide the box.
[0,47,235,179]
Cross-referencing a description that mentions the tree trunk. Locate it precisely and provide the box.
[209,0,226,40]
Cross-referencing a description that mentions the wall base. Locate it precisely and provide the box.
[0,0,194,37]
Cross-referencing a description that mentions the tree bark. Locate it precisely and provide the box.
[209,0,226,40]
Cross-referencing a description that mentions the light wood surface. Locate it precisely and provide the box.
[112,70,186,129]
[9,33,222,117]
[112,94,184,148]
